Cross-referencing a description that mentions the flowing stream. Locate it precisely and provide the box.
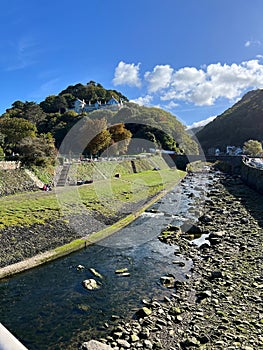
[0,172,212,349]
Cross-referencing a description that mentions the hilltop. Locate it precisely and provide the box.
[196,89,263,153]
[0,82,198,172]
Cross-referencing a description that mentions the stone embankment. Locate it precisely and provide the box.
[0,169,36,197]
[81,170,263,350]
[241,160,263,194]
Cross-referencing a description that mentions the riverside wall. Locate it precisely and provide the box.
[167,154,243,174]
[241,161,263,194]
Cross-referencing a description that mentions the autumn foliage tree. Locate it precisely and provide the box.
[78,117,111,156]
[108,123,132,155]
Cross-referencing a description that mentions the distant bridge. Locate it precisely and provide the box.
[163,154,244,174]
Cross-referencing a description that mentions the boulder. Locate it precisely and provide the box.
[180,221,202,235]
[80,340,113,349]
[160,274,175,288]
[82,279,101,290]
[136,306,152,319]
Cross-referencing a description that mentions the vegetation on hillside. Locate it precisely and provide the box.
[0,81,198,171]
[243,139,263,156]
[196,89,263,152]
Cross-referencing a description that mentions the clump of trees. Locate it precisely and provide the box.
[243,139,263,156]
[0,81,198,168]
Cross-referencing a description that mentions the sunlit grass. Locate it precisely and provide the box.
[0,169,185,229]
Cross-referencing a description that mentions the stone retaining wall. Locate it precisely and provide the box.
[241,161,263,194]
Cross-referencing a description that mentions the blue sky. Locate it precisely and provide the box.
[1,0,263,127]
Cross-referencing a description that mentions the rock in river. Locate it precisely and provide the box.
[82,279,101,290]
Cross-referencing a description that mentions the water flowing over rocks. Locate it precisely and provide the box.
[81,170,263,349]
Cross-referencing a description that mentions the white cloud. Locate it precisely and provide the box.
[113,58,263,108]
[245,40,261,47]
[144,65,173,93]
[112,61,141,87]
[130,95,153,106]
[160,59,263,106]
[172,67,206,91]
[245,41,251,47]
[187,115,216,129]
[164,101,179,110]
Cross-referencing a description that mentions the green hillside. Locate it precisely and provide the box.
[0,82,199,167]
[196,89,263,152]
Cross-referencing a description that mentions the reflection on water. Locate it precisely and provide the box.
[0,172,212,349]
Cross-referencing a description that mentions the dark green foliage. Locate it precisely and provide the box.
[40,95,68,113]
[17,134,56,166]
[0,81,200,167]
[59,81,128,104]
[0,117,37,146]
[196,89,263,152]
[3,101,46,127]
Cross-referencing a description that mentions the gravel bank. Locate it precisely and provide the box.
[85,170,263,350]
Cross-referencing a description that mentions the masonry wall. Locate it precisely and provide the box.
[241,162,263,195]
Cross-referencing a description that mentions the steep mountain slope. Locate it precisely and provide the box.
[196,89,263,152]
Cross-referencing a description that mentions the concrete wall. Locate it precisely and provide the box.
[241,161,263,195]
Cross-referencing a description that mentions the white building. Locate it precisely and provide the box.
[73,96,123,114]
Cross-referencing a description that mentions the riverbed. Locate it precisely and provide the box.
[0,171,212,349]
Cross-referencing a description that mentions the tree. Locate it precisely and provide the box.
[78,118,111,156]
[40,95,67,113]
[0,117,37,146]
[2,101,46,126]
[17,133,56,166]
[22,101,47,125]
[243,139,263,156]
[62,93,76,109]
[108,123,132,154]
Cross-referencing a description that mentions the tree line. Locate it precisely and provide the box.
[0,82,199,168]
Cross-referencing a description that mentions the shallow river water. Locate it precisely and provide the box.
[0,172,212,349]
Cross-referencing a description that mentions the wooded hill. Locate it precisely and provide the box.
[0,82,198,167]
[196,89,263,152]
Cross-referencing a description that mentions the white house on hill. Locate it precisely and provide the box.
[73,96,123,114]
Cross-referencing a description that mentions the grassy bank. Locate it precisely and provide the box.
[0,168,184,229]
[0,167,185,278]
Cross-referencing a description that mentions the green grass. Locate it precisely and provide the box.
[0,194,61,228]
[68,155,170,182]
[0,168,185,229]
